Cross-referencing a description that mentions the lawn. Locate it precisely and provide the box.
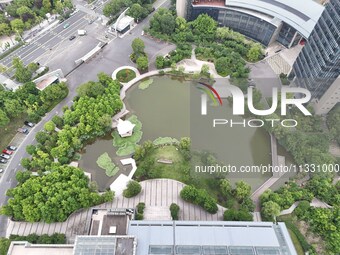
[152,145,186,181]
[116,69,136,83]
[134,145,224,202]
[0,113,27,150]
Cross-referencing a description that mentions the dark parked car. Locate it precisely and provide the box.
[2,149,13,155]
[69,35,76,40]
[24,121,35,127]
[7,145,17,151]
[0,154,10,160]
[0,159,7,164]
[18,128,29,134]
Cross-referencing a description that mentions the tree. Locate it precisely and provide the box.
[127,4,147,21]
[10,19,25,34]
[123,181,142,198]
[15,171,31,183]
[103,0,124,17]
[44,120,56,132]
[26,145,36,155]
[175,16,187,31]
[0,109,10,127]
[191,14,217,40]
[42,0,52,13]
[27,62,39,74]
[220,179,232,197]
[155,56,164,69]
[4,99,24,118]
[234,181,251,202]
[16,6,35,22]
[247,43,263,62]
[136,55,148,71]
[52,115,63,128]
[131,38,145,57]
[179,137,190,151]
[201,64,209,76]
[0,166,104,222]
[149,8,176,35]
[215,57,230,77]
[261,201,281,221]
[294,200,311,220]
[0,23,11,37]
[76,81,105,98]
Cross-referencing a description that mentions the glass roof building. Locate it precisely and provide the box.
[128,221,298,255]
[7,221,298,255]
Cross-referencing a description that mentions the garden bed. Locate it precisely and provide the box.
[116,69,136,83]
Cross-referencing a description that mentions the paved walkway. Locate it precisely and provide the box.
[251,133,286,212]
[6,179,225,241]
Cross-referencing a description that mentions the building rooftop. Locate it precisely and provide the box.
[73,236,136,255]
[8,242,73,255]
[35,75,59,90]
[117,119,135,137]
[226,0,325,38]
[128,221,297,255]
[114,16,134,32]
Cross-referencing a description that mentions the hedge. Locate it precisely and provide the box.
[123,181,142,198]
[279,218,316,254]
[180,185,218,214]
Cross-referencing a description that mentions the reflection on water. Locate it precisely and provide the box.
[80,76,293,191]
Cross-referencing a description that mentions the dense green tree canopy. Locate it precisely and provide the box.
[0,166,110,222]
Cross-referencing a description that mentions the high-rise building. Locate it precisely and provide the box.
[291,0,340,114]
[176,0,340,114]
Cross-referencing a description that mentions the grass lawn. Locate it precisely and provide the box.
[0,113,27,150]
[135,145,224,202]
[116,69,136,83]
[288,229,305,255]
[152,146,186,181]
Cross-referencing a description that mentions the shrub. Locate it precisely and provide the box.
[123,181,142,198]
[156,56,164,69]
[135,213,143,220]
[294,200,311,220]
[170,203,180,220]
[180,185,218,214]
[223,209,253,221]
[137,202,145,214]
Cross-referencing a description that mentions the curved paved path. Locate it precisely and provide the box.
[6,179,225,241]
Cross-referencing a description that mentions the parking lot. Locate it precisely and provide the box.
[0,125,34,173]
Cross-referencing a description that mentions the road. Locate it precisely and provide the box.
[0,0,172,237]
[1,11,89,69]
